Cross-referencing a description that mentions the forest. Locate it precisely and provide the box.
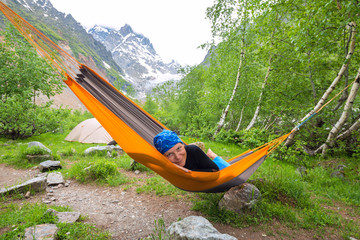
[144,0,360,158]
[0,0,360,239]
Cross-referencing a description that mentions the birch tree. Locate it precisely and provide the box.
[246,54,272,130]
[315,66,360,155]
[213,44,245,136]
[285,22,357,146]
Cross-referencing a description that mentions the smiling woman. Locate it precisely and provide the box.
[153,130,229,172]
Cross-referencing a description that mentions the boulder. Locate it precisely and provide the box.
[47,172,64,186]
[39,160,62,172]
[24,224,58,240]
[167,216,237,240]
[0,176,47,196]
[28,141,52,154]
[84,145,123,156]
[46,209,81,223]
[219,183,261,214]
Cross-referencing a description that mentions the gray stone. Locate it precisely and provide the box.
[167,216,237,240]
[219,183,261,214]
[331,170,345,179]
[46,209,81,223]
[26,155,52,163]
[84,145,123,156]
[47,172,64,186]
[24,224,58,240]
[0,176,47,196]
[336,164,347,171]
[28,141,52,154]
[39,160,62,172]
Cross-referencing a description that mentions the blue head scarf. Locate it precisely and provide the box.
[153,129,183,154]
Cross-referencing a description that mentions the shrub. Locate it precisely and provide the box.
[88,159,118,180]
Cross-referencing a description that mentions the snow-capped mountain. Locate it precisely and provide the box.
[1,0,182,99]
[88,25,181,98]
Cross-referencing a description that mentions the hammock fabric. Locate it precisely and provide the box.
[0,2,291,192]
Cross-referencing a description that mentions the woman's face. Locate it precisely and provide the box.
[164,143,187,167]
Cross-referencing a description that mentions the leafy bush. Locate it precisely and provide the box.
[0,97,66,139]
[89,160,118,180]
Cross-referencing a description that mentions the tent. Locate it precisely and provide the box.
[65,118,113,144]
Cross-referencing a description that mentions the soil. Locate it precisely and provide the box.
[0,164,343,240]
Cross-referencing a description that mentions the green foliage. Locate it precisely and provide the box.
[0,97,71,139]
[65,158,131,186]
[147,218,174,240]
[0,203,57,240]
[0,202,111,240]
[136,176,185,197]
[88,159,118,180]
[19,145,49,158]
[145,0,360,155]
[0,25,65,139]
[56,222,112,240]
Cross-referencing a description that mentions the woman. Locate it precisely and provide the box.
[153,130,230,172]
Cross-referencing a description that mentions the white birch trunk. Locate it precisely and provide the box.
[213,48,245,137]
[336,115,360,141]
[246,54,272,130]
[285,22,356,146]
[316,66,360,155]
[235,105,246,132]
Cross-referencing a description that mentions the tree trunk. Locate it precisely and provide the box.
[246,54,272,130]
[213,46,245,137]
[333,28,353,111]
[336,114,360,141]
[316,66,360,155]
[284,21,356,146]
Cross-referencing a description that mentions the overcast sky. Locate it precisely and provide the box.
[50,0,215,66]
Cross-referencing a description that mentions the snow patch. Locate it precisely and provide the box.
[16,0,32,11]
[103,61,111,69]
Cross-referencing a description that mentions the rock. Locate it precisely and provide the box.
[336,164,347,171]
[331,170,345,179]
[64,180,71,187]
[167,216,237,240]
[25,191,31,198]
[39,160,62,172]
[0,176,47,196]
[47,172,64,186]
[36,172,49,178]
[24,224,58,240]
[219,183,261,214]
[189,142,205,152]
[46,209,81,223]
[26,155,52,163]
[84,145,123,156]
[28,141,52,154]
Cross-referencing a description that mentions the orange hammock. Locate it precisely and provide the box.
[0,2,292,192]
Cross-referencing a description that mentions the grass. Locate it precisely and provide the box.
[0,123,359,239]
[0,202,111,240]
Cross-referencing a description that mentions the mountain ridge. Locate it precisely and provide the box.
[88,24,182,98]
[1,0,183,99]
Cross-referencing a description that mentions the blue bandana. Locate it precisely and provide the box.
[153,130,183,154]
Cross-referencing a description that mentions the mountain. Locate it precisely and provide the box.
[0,0,182,99]
[0,0,133,96]
[88,25,182,98]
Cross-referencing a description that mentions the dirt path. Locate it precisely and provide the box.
[0,164,315,239]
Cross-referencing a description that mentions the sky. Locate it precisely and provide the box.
[49,0,215,66]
